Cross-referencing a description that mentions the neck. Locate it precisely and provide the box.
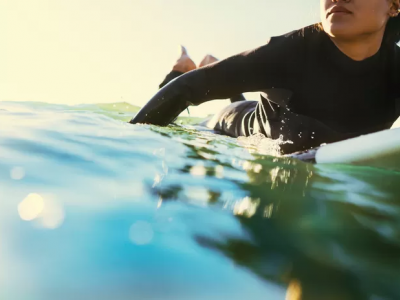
[329,30,385,61]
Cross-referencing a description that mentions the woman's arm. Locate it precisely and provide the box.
[158,70,184,89]
[130,34,301,126]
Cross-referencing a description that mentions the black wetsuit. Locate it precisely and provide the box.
[131,25,400,154]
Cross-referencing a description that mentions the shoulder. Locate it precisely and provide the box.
[272,24,326,46]
[243,24,325,62]
[253,24,326,53]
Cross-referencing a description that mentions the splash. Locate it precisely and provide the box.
[237,133,293,157]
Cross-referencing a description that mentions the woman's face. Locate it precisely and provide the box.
[320,0,398,39]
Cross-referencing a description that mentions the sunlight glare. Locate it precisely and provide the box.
[10,167,25,180]
[18,193,44,221]
[233,197,260,218]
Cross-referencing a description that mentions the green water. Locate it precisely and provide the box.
[0,101,399,299]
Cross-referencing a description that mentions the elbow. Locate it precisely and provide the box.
[130,70,208,126]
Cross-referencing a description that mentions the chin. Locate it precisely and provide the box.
[323,21,357,39]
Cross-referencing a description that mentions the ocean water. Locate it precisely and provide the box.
[1,101,400,300]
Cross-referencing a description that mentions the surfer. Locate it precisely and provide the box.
[131,0,400,154]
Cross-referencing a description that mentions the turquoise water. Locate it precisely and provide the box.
[1,101,400,300]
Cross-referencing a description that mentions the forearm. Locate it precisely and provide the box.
[159,71,184,89]
[130,69,214,126]
[130,39,286,126]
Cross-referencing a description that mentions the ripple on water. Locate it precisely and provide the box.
[1,101,400,299]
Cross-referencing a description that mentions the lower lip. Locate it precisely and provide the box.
[329,12,351,16]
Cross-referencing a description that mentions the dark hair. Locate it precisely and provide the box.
[385,15,400,44]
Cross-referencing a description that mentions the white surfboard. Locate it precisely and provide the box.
[289,126,400,170]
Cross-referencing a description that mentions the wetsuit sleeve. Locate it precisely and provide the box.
[160,70,246,103]
[159,71,184,89]
[130,36,297,126]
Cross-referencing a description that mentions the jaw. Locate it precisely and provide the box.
[322,13,360,38]
[325,22,387,44]
[324,21,354,39]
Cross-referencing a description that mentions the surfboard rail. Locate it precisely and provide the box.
[288,128,400,169]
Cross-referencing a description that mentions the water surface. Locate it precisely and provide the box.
[1,101,399,300]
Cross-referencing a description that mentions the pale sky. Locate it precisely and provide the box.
[0,0,320,116]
